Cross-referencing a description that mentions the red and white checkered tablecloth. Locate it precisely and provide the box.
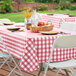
[41,14,76,29]
[0,14,76,72]
[0,26,76,72]
[41,15,64,28]
[0,29,26,59]
[20,31,76,72]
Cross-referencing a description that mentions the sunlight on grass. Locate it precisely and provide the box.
[0,12,25,22]
[0,10,76,22]
[39,10,76,15]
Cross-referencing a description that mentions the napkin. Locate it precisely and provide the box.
[31,10,43,27]
[0,23,3,26]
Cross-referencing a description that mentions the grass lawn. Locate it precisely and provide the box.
[0,12,25,22]
[0,10,76,22]
[39,10,76,15]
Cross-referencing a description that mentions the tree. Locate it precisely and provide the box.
[0,0,13,13]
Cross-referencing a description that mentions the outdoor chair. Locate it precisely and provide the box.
[60,22,76,32]
[0,19,11,23]
[0,34,24,76]
[43,35,76,76]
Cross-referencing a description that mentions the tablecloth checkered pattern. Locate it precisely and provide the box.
[42,14,76,29]
[20,34,76,72]
[0,14,76,72]
[0,29,76,72]
[0,30,26,59]
[65,17,76,22]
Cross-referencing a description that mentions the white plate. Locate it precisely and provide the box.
[15,23,24,27]
[3,22,15,25]
[40,31,59,35]
[7,27,20,30]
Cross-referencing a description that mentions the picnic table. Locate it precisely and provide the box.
[0,14,76,73]
[0,25,76,72]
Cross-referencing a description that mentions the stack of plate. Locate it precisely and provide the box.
[40,31,59,35]
[3,22,15,25]
[7,26,20,31]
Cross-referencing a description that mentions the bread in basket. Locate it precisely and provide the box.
[26,23,32,30]
[30,25,54,32]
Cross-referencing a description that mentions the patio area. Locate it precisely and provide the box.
[0,0,76,76]
[0,60,65,76]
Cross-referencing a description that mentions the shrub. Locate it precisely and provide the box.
[0,5,6,13]
[65,1,71,9]
[19,8,27,11]
[19,8,25,11]
[58,5,66,10]
[39,4,48,11]
[69,5,76,10]
[58,0,71,10]
[22,0,35,3]
[0,0,13,13]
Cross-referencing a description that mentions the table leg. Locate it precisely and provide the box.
[37,63,57,76]
[37,63,69,76]
[64,69,69,76]
[37,63,44,76]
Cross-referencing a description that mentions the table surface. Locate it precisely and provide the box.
[0,25,76,72]
[0,14,76,72]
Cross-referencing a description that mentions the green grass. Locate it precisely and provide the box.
[0,10,76,22]
[0,12,25,22]
[39,10,76,15]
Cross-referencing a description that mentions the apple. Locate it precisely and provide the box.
[38,22,45,26]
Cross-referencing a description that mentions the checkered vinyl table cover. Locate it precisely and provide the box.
[41,14,76,28]
[0,30,76,72]
[20,34,76,72]
[0,15,76,72]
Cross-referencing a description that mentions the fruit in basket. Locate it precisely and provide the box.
[38,22,46,26]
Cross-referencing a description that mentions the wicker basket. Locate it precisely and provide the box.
[26,23,32,30]
[30,25,54,32]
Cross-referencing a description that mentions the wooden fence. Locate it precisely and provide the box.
[12,3,58,11]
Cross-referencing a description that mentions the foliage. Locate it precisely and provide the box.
[0,0,13,13]
[19,8,27,11]
[39,4,48,11]
[69,5,76,10]
[58,0,72,10]
[0,1,3,3]
[22,0,35,3]
[65,1,71,9]
[35,0,75,3]
[0,5,6,13]
[1,0,76,3]
[35,0,55,3]
[58,0,66,10]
